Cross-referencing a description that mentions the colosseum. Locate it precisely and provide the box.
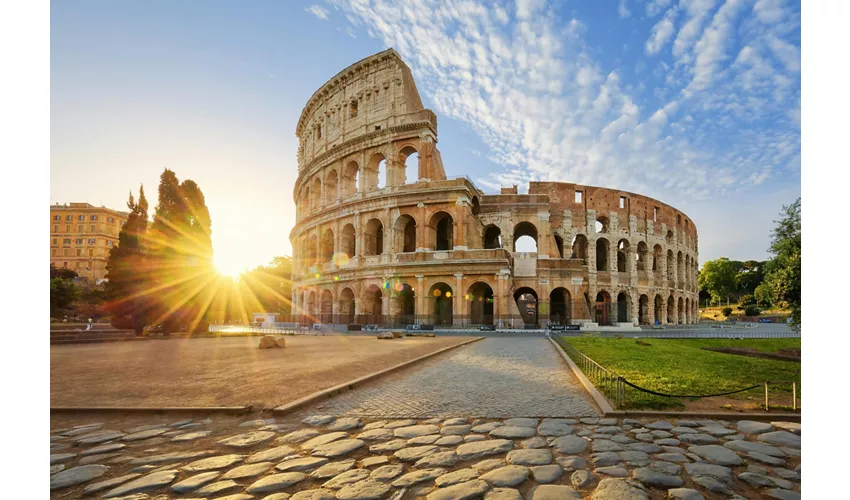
[290,49,699,329]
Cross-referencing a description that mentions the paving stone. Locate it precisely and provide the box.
[571,470,596,488]
[589,478,648,500]
[464,434,487,442]
[122,428,168,442]
[648,461,682,475]
[323,468,372,489]
[765,489,801,499]
[129,465,157,474]
[292,488,336,500]
[218,431,276,448]
[770,422,801,435]
[261,494,292,500]
[277,457,330,472]
[551,435,589,454]
[395,445,439,462]
[520,436,548,449]
[489,426,537,439]
[772,467,800,482]
[408,435,442,445]
[645,421,674,431]
[507,448,552,466]
[360,456,389,468]
[370,439,407,453]
[436,469,480,487]
[441,425,472,436]
[170,430,212,442]
[626,443,662,454]
[280,429,322,443]
[218,494,254,500]
[370,464,405,482]
[611,435,636,444]
[632,467,683,487]
[357,428,394,441]
[666,488,704,499]
[392,468,447,487]
[472,422,505,433]
[635,433,653,442]
[247,445,298,464]
[417,451,460,467]
[529,464,562,483]
[327,418,363,432]
[737,421,774,434]
[683,463,733,482]
[61,424,104,436]
[485,488,522,500]
[758,431,801,448]
[336,480,392,500]
[655,439,680,446]
[456,439,514,460]
[592,440,624,452]
[222,461,274,479]
[781,447,801,457]
[436,436,464,446]
[724,440,786,457]
[427,479,490,500]
[503,418,538,427]
[79,442,126,457]
[691,475,734,495]
[699,426,737,437]
[50,464,109,490]
[130,449,215,466]
[241,419,277,428]
[303,415,336,426]
[171,471,220,493]
[246,472,308,494]
[769,476,794,489]
[311,460,356,479]
[619,450,651,465]
[195,479,242,496]
[312,438,365,458]
[77,431,126,445]
[678,434,720,445]
[50,464,65,474]
[443,418,469,426]
[102,470,179,497]
[670,426,697,435]
[594,466,629,477]
[384,419,418,429]
[590,452,622,467]
[394,425,441,438]
[723,434,745,441]
[81,473,141,496]
[361,421,387,430]
[581,418,600,425]
[656,453,690,463]
[595,426,624,434]
[527,484,582,499]
[738,471,774,487]
[182,454,245,472]
[50,453,77,464]
[473,459,507,472]
[480,465,530,487]
[687,445,743,466]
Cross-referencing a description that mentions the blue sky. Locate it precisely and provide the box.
[51,0,800,273]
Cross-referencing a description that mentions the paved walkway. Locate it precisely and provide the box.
[305,337,600,418]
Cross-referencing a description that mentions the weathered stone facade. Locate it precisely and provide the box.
[290,49,699,327]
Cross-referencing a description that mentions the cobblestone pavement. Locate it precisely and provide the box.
[304,338,599,419]
[50,413,802,499]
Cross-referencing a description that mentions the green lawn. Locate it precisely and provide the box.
[558,337,801,410]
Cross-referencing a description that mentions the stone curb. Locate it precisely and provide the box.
[273,336,486,416]
[50,406,253,414]
[548,337,612,415]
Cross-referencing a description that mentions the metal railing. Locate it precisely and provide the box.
[559,330,800,339]
[208,325,298,335]
[559,340,625,408]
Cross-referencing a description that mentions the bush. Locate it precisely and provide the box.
[722,307,733,317]
[744,305,761,316]
[739,294,757,307]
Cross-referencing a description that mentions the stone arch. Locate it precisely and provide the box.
[596,237,610,271]
[514,287,539,327]
[667,293,675,324]
[429,211,454,251]
[321,228,334,263]
[638,294,650,325]
[595,291,613,326]
[312,177,322,211]
[366,152,387,191]
[637,241,649,271]
[617,292,630,323]
[666,230,674,245]
[393,214,417,253]
[342,160,359,198]
[653,244,663,272]
[571,234,588,263]
[677,251,684,286]
[308,233,318,266]
[483,224,502,249]
[339,287,355,324]
[554,234,565,258]
[320,289,334,323]
[471,196,481,216]
[340,223,356,259]
[325,169,338,204]
[361,284,383,324]
[429,282,454,325]
[398,144,419,185]
[678,296,684,324]
[303,185,311,214]
[364,218,384,256]
[513,221,538,252]
[596,216,610,234]
[467,281,495,326]
[685,297,691,324]
[617,239,630,273]
[550,287,572,324]
[393,282,416,325]
[667,249,675,281]
[305,290,317,319]
[654,295,664,325]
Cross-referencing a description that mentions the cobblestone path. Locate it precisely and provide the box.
[305,337,600,418]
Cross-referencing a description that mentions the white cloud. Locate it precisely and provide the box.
[619,0,632,19]
[647,0,674,17]
[646,6,679,55]
[687,0,750,91]
[305,4,330,20]
[765,34,800,72]
[672,0,719,60]
[753,0,785,23]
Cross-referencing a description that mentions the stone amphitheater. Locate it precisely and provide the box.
[290,49,699,328]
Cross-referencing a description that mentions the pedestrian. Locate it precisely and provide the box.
[87,317,93,331]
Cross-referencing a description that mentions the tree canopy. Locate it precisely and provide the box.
[761,198,801,330]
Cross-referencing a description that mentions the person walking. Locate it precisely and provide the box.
[86,317,93,331]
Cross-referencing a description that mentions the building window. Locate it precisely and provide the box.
[51,249,57,256]
[66,215,72,221]
[653,207,659,222]
[52,238,57,245]
[619,196,627,209]
[76,249,82,256]
[90,224,96,232]
[65,225,71,232]
[63,239,71,245]
[88,238,95,245]
[91,215,98,221]
[350,101,358,117]
[316,125,322,139]
[76,239,83,245]
[79,225,84,233]
[575,191,582,203]
[78,215,85,221]
[63,248,69,257]
[107,240,113,247]
[89,249,94,256]
[109,217,115,223]
[53,215,60,221]
[63,261,67,267]
[53,225,58,232]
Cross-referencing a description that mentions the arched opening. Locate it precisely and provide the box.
[303,186,311,214]
[514,287,538,327]
[596,238,610,271]
[364,219,384,256]
[639,294,650,325]
[395,283,415,325]
[678,297,684,324]
[321,228,334,263]
[595,216,610,234]
[471,196,481,216]
[550,287,572,325]
[361,285,383,325]
[341,224,356,260]
[571,234,588,263]
[430,211,454,251]
[667,249,675,281]
[308,234,318,267]
[483,225,502,249]
[677,251,684,287]
[554,235,565,258]
[654,295,663,325]
[366,153,386,191]
[343,161,360,198]
[305,291,317,320]
[513,221,538,252]
[667,294,675,324]
[325,169,338,204]
[652,244,662,272]
[617,239,629,272]
[666,230,674,245]
[685,297,691,324]
[377,158,387,189]
[430,282,453,325]
[467,282,494,326]
[399,145,418,185]
[339,288,355,324]
[637,242,648,271]
[617,292,629,323]
[320,289,333,323]
[312,177,322,211]
[394,214,417,253]
[595,291,612,326]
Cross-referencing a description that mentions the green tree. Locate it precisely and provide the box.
[735,260,766,295]
[50,277,79,318]
[761,199,801,331]
[50,266,78,280]
[698,258,738,304]
[105,186,151,334]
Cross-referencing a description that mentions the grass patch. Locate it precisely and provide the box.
[558,336,801,410]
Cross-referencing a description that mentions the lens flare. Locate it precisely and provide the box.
[332,253,350,267]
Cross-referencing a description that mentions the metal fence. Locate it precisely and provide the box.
[559,330,800,339]
[208,325,298,335]
[559,340,626,408]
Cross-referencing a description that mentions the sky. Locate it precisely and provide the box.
[51,0,801,275]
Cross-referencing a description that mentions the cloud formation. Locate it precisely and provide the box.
[305,4,330,20]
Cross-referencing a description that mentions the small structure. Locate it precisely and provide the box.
[252,312,278,327]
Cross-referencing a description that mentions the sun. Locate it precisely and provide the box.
[214,254,249,278]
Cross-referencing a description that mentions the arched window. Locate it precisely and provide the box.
[343,161,359,198]
[394,283,415,325]
[430,211,454,251]
[554,235,565,258]
[361,285,383,324]
[340,224,356,261]
[667,249,675,281]
[617,292,629,322]
[321,228,334,263]
[483,225,502,249]
[549,287,571,324]
[595,216,609,234]
[666,230,674,244]
[571,234,588,263]
[303,186,311,214]
[366,153,386,191]
[308,234,318,266]
[636,241,648,271]
[364,219,384,256]
[639,294,649,325]
[617,239,630,272]
[339,288,355,324]
[320,289,333,323]
[394,215,417,253]
[652,244,662,272]
[596,238,610,271]
[312,177,322,211]
[513,221,538,252]
[595,291,612,325]
[430,282,453,325]
[467,282,495,326]
[325,170,338,204]
[399,145,418,185]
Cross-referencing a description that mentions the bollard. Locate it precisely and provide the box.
[764,382,769,412]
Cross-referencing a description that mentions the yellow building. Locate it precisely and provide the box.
[50,202,130,284]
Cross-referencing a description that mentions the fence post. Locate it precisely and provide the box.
[764,382,769,411]
[792,382,796,411]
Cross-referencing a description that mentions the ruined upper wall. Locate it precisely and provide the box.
[295,49,431,169]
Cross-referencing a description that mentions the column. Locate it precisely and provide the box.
[537,212,551,258]
[454,200,467,249]
[453,273,464,326]
[416,275,425,324]
[416,202,427,251]
[631,291,640,326]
